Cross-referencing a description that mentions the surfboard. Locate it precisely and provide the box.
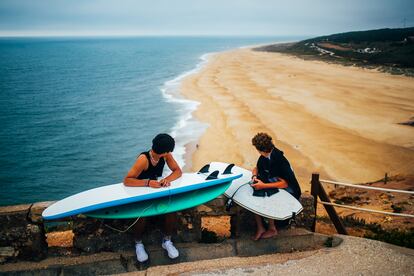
[210,162,303,220]
[42,167,242,220]
[85,181,231,219]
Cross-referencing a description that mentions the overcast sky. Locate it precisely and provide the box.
[0,0,413,36]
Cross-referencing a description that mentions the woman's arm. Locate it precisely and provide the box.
[123,155,162,188]
[161,153,182,185]
[123,155,148,187]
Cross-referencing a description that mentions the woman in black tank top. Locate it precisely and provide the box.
[124,134,182,262]
[136,151,166,180]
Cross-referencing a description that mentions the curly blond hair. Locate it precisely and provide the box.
[252,132,274,152]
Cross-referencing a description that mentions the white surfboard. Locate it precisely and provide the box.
[42,167,242,220]
[210,162,303,220]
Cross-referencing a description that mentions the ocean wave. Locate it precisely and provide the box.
[160,53,212,169]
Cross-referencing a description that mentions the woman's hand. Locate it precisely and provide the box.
[159,178,171,187]
[251,179,267,190]
[148,180,163,188]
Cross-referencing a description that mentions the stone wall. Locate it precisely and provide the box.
[0,203,48,263]
[0,194,314,263]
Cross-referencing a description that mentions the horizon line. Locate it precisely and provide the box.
[0,29,311,38]
[0,33,310,38]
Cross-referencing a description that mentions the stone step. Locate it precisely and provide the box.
[0,229,341,275]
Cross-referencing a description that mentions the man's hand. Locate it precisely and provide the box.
[251,179,267,190]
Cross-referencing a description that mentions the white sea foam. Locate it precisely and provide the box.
[161,53,213,169]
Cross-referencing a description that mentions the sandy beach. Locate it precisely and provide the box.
[180,48,414,190]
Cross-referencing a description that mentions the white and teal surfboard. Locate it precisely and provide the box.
[42,164,242,220]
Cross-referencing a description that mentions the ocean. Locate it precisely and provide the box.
[0,36,300,205]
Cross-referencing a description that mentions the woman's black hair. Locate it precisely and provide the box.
[152,133,175,154]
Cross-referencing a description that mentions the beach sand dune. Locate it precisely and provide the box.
[180,49,414,189]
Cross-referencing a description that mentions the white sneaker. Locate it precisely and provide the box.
[162,239,179,259]
[135,242,148,262]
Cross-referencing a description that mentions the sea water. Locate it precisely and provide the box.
[0,36,302,205]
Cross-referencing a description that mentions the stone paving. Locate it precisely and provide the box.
[126,235,414,276]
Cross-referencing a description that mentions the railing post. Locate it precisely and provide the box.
[310,173,320,232]
[318,184,348,235]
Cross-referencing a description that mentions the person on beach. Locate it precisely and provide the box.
[124,133,182,263]
[250,132,301,240]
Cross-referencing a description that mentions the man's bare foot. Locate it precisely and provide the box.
[252,230,265,241]
[261,229,278,239]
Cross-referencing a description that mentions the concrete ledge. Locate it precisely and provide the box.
[235,228,325,256]
[29,202,55,224]
[0,204,32,229]
[0,229,341,275]
[0,194,315,263]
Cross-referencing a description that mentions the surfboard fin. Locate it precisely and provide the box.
[205,170,219,180]
[198,164,210,174]
[222,163,235,174]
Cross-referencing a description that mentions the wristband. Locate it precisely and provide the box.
[146,179,150,187]
[251,175,257,179]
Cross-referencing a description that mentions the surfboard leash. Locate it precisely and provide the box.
[102,184,174,233]
[102,204,153,233]
[225,182,252,211]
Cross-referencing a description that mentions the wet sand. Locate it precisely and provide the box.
[180,48,414,190]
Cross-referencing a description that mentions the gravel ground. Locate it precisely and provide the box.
[124,235,413,276]
[187,235,414,276]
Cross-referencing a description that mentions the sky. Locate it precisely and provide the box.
[0,0,413,37]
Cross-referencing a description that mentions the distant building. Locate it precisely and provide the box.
[355,47,381,54]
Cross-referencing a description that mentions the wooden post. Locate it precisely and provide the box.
[318,184,348,235]
[310,173,320,232]
[384,173,388,185]
[230,206,241,238]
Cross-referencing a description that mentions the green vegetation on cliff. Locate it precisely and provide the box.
[256,27,414,75]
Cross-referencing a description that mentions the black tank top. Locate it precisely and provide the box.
[136,151,166,180]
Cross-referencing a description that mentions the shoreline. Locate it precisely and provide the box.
[162,53,212,170]
[178,46,414,190]
[165,41,308,172]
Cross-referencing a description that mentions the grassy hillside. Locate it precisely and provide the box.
[256,27,414,75]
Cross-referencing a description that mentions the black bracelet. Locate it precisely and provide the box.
[146,179,150,187]
[251,175,257,179]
